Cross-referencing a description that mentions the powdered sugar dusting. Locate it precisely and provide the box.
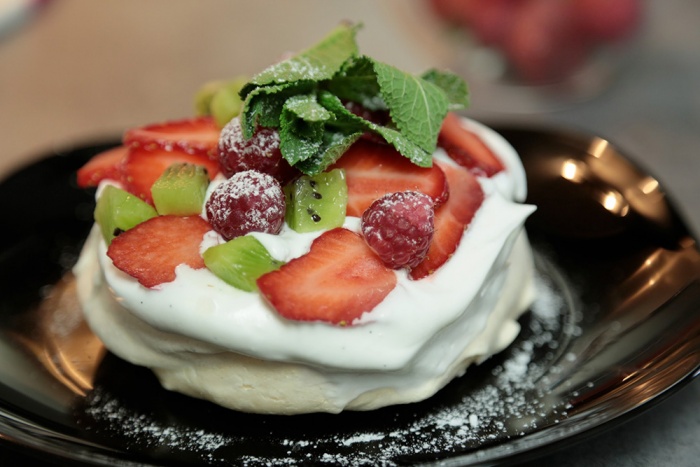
[79,257,580,466]
[205,170,285,239]
[219,117,280,160]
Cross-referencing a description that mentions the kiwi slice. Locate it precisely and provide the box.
[194,77,248,127]
[203,235,283,292]
[94,185,158,244]
[284,169,347,233]
[151,163,210,216]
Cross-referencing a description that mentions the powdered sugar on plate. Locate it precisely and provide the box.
[77,252,580,466]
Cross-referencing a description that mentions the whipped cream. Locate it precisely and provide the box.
[74,118,537,414]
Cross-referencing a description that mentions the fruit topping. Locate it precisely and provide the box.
[122,146,219,204]
[438,112,505,177]
[284,169,347,233]
[427,0,642,85]
[106,215,212,288]
[361,191,435,270]
[572,0,642,42]
[238,23,469,176]
[218,117,298,184]
[194,77,248,128]
[332,139,449,217]
[205,170,286,240]
[203,235,284,292]
[76,146,128,188]
[410,162,484,280]
[257,228,397,324]
[151,163,210,216]
[123,117,221,158]
[94,185,158,245]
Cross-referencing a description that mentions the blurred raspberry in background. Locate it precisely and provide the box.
[428,0,642,85]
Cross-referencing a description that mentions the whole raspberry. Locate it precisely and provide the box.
[205,170,285,240]
[218,117,297,183]
[361,191,435,270]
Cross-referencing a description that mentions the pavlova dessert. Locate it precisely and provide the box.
[73,23,536,414]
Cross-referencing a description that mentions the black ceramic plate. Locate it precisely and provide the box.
[1,127,699,466]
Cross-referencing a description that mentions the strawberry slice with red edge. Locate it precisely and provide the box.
[410,162,484,280]
[332,139,449,217]
[438,112,505,177]
[122,146,220,204]
[123,116,221,159]
[76,145,129,188]
[257,228,397,325]
[107,215,212,288]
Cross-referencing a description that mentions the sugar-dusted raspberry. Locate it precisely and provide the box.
[205,170,285,240]
[361,191,435,270]
[218,117,297,183]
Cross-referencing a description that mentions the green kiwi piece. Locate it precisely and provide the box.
[284,169,347,233]
[194,80,226,117]
[151,163,210,216]
[94,185,158,244]
[193,76,248,127]
[203,235,284,292]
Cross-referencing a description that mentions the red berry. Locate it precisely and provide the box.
[467,0,523,47]
[332,139,449,217]
[205,170,285,240]
[361,191,435,270]
[504,0,589,84]
[572,0,642,42]
[218,117,297,183]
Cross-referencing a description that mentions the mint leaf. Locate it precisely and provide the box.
[326,56,385,111]
[318,91,432,167]
[295,131,362,175]
[241,23,359,98]
[279,94,332,165]
[228,22,470,174]
[241,81,314,138]
[283,94,333,122]
[421,69,470,110]
[373,60,448,154]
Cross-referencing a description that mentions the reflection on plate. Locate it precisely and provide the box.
[0,127,699,466]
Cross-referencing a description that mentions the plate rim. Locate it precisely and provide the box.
[1,129,699,466]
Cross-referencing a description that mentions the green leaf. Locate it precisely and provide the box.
[283,94,333,122]
[241,23,360,98]
[241,81,314,137]
[318,91,432,167]
[325,56,385,111]
[295,131,363,175]
[221,23,468,173]
[373,60,449,154]
[421,69,470,110]
[279,95,330,165]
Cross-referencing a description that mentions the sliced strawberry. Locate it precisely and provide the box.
[107,215,211,288]
[76,146,129,188]
[332,140,449,217]
[122,147,220,204]
[438,112,505,177]
[123,116,221,159]
[410,162,484,280]
[257,228,397,324]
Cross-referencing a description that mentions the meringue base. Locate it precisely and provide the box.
[75,227,535,415]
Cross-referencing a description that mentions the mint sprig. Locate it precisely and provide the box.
[239,23,469,175]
